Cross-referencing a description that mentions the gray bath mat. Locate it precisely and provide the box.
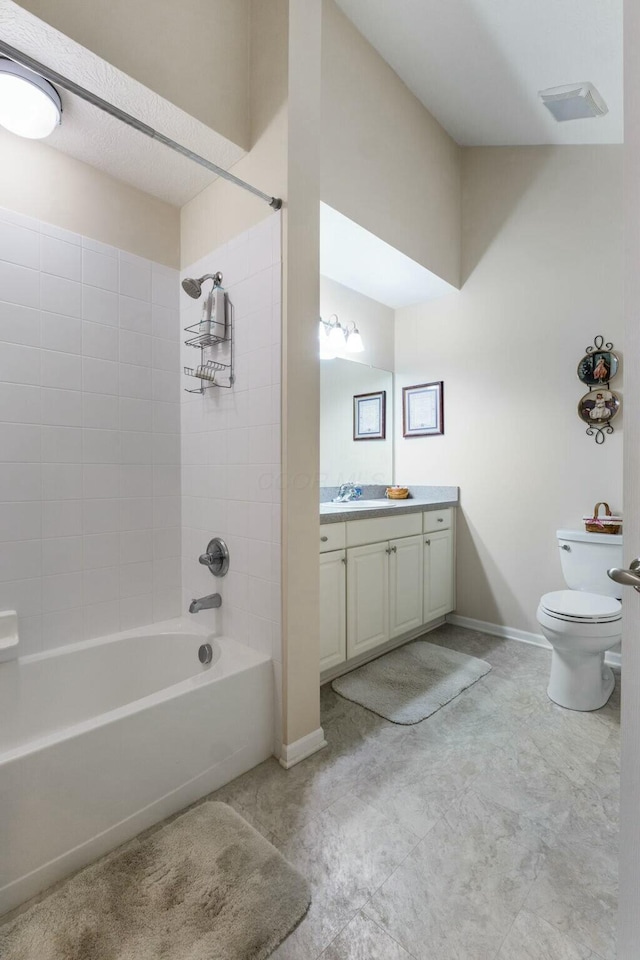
[0,801,311,960]
[332,640,491,724]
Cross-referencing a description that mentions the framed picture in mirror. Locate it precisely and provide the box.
[353,391,386,440]
[403,381,444,437]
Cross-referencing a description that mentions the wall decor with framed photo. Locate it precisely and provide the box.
[353,390,386,441]
[577,336,621,445]
[402,381,444,438]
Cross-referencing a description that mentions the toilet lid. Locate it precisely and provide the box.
[540,590,622,622]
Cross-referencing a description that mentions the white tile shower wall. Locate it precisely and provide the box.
[0,207,182,656]
[181,215,282,750]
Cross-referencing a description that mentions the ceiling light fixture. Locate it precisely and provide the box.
[539,82,608,122]
[0,57,61,139]
[318,314,365,358]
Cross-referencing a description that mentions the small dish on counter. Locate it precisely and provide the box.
[386,486,409,499]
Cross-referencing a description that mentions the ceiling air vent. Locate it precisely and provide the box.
[539,82,608,122]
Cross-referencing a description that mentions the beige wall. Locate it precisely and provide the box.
[394,146,624,635]
[180,0,287,267]
[281,0,322,749]
[15,0,250,148]
[0,128,180,265]
[321,0,461,288]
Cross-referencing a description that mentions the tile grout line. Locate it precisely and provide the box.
[366,913,421,959]
[312,907,361,960]
[489,909,522,960]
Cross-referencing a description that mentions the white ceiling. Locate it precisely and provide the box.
[0,0,246,206]
[336,0,623,146]
[320,203,457,309]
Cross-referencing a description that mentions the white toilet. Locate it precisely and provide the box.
[536,529,622,711]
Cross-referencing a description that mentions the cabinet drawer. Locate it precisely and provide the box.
[346,512,422,548]
[320,522,346,552]
[423,508,453,533]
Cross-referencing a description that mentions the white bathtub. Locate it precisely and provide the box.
[0,618,274,916]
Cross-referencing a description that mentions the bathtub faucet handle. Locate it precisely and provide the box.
[198,537,230,577]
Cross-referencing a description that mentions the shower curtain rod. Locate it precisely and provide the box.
[0,40,283,210]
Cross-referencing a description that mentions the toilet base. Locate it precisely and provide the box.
[547,649,615,711]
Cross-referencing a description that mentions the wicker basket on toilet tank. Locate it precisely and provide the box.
[583,502,622,535]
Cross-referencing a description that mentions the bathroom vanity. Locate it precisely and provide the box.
[319,493,459,677]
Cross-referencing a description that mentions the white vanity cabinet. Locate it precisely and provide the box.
[320,506,456,676]
[424,529,455,622]
[389,534,424,639]
[319,549,347,670]
[346,541,390,658]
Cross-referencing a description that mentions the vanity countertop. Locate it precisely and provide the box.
[319,486,459,524]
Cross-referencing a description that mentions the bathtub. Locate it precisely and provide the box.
[0,618,274,916]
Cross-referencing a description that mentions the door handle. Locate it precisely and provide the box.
[608,558,640,591]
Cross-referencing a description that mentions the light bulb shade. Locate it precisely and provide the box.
[318,320,335,359]
[0,59,61,139]
[328,323,345,350]
[319,339,336,359]
[345,329,364,353]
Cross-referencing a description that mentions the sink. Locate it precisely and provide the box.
[320,499,399,511]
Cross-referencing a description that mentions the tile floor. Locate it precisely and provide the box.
[213,624,620,960]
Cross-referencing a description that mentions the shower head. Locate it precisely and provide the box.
[181,272,223,299]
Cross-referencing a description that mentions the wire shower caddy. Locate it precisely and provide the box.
[183,274,234,392]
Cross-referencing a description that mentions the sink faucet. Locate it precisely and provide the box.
[189,593,222,614]
[333,482,362,503]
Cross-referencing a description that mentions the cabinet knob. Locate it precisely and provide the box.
[391,545,397,552]
[341,557,346,564]
[425,538,431,545]
[385,547,392,554]
[437,518,444,523]
[320,535,328,542]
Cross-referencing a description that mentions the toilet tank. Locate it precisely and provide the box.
[557,529,623,598]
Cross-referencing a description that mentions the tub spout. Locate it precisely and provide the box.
[189,593,222,614]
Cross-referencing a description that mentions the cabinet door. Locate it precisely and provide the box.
[319,550,346,671]
[424,530,454,622]
[346,542,389,658]
[389,534,424,639]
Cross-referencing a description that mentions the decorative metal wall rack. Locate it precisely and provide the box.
[184,275,234,393]
[577,336,620,445]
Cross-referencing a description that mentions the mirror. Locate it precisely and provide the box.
[320,358,393,486]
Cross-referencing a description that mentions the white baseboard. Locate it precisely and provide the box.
[279,727,327,769]
[446,614,622,668]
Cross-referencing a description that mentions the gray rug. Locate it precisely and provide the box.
[332,640,491,724]
[0,802,311,960]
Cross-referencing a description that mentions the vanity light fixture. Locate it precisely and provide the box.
[344,323,364,354]
[318,314,365,357]
[0,58,61,139]
[319,317,336,359]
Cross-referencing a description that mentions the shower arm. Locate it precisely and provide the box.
[0,40,283,211]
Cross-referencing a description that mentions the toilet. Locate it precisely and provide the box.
[536,529,622,711]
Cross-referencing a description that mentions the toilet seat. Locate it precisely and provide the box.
[540,590,621,624]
